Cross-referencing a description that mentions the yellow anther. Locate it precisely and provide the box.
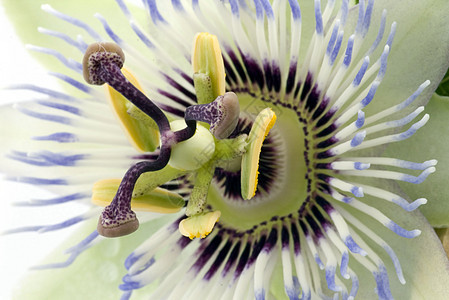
[241,108,277,200]
[106,68,160,152]
[179,211,221,239]
[92,178,185,213]
[192,32,226,103]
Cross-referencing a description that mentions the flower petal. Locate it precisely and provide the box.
[266,179,449,299]
[346,0,449,115]
[384,94,449,227]
[13,216,177,299]
[344,181,449,299]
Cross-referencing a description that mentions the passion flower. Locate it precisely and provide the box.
[2,0,449,299]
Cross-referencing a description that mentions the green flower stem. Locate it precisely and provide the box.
[186,162,215,216]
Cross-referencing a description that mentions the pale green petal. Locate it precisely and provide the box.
[384,94,449,227]
[14,215,177,300]
[346,0,449,115]
[267,181,449,299]
[347,182,449,299]
[298,0,449,107]
[345,0,449,226]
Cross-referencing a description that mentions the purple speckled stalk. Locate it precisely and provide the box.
[87,50,197,145]
[99,153,171,227]
[184,98,221,125]
[89,51,198,236]
[97,61,197,141]
[184,92,240,139]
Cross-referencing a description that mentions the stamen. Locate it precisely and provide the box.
[179,210,221,239]
[192,32,226,102]
[241,108,277,200]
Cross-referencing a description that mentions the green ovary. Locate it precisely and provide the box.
[207,94,309,230]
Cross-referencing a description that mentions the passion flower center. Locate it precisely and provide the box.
[208,94,309,230]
